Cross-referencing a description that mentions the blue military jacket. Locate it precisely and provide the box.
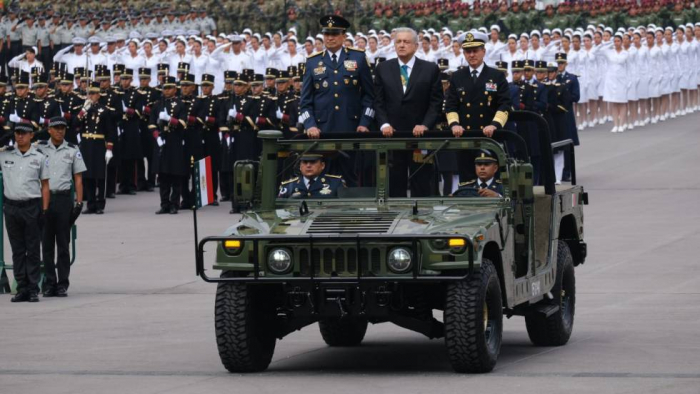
[299,47,375,133]
[278,173,347,199]
[453,178,504,197]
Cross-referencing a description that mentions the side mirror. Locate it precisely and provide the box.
[233,161,258,208]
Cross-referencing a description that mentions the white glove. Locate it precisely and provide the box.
[276,108,283,120]
[39,117,45,125]
[83,101,92,111]
[9,112,20,123]
[105,150,113,164]
[157,137,164,147]
[228,105,238,120]
[122,102,127,112]
[159,111,171,122]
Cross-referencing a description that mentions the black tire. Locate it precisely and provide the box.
[525,241,576,346]
[318,317,368,346]
[444,260,503,373]
[215,278,276,372]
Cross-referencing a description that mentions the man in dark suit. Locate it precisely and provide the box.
[445,30,512,181]
[373,27,443,197]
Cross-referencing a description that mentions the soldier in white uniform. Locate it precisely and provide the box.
[53,37,88,74]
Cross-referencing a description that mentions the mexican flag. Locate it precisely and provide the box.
[194,156,214,208]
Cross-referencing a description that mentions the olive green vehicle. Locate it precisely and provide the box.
[194,112,588,373]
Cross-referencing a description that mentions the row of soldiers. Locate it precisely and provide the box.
[0,61,305,214]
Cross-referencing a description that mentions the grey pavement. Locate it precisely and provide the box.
[1,114,700,394]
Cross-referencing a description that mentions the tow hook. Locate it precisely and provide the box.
[376,286,391,307]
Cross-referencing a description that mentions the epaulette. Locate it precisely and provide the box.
[495,180,502,183]
[2,146,15,151]
[33,98,44,102]
[37,140,48,145]
[325,174,343,179]
[308,50,324,58]
[458,180,476,187]
[281,177,299,185]
[137,89,147,94]
[197,95,206,99]
[348,46,365,52]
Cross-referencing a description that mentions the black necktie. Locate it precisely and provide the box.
[480,182,488,189]
[471,70,478,81]
[332,54,338,67]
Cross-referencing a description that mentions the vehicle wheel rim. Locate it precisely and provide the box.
[561,275,574,330]
[483,297,499,352]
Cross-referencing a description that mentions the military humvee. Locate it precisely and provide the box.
[194,111,588,373]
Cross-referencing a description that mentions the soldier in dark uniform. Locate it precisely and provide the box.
[278,153,346,199]
[0,122,50,303]
[75,68,89,97]
[274,70,300,138]
[445,30,511,181]
[496,60,520,132]
[137,68,161,191]
[179,73,203,209]
[195,73,222,205]
[96,66,123,199]
[32,72,62,141]
[116,68,144,195]
[3,71,39,144]
[78,81,117,214]
[264,68,279,96]
[55,72,83,144]
[436,72,460,196]
[112,64,125,89]
[219,71,248,205]
[0,74,12,144]
[521,60,549,185]
[299,15,375,187]
[453,150,504,198]
[149,76,188,215]
[554,53,580,183]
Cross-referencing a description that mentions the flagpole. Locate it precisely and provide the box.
[191,156,200,276]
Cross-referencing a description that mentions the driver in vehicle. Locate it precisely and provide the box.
[453,150,503,197]
[278,154,346,198]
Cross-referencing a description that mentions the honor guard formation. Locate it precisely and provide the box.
[1,0,700,300]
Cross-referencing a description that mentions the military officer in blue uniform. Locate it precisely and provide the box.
[278,154,346,199]
[554,53,580,183]
[299,14,375,139]
[453,150,504,198]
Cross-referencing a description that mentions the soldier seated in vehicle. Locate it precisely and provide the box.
[452,150,503,197]
[278,154,346,199]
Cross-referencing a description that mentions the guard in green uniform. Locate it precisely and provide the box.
[36,117,86,297]
[0,123,50,302]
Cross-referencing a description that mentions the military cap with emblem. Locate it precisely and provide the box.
[495,61,508,72]
[121,68,134,79]
[535,61,548,72]
[33,71,50,86]
[474,149,498,163]
[95,67,111,81]
[14,122,34,133]
[319,15,350,34]
[511,60,525,71]
[224,70,238,83]
[162,76,178,89]
[437,58,449,70]
[250,74,264,85]
[265,68,279,79]
[555,52,568,63]
[74,67,86,80]
[547,62,558,72]
[440,72,450,82]
[288,66,300,80]
[138,67,151,79]
[60,72,74,84]
[299,153,324,161]
[112,64,125,76]
[201,74,215,86]
[177,62,190,73]
[180,73,196,85]
[523,59,536,70]
[276,70,290,81]
[15,71,30,88]
[242,69,255,79]
[462,29,488,49]
[88,81,101,93]
[157,63,169,75]
[48,116,68,128]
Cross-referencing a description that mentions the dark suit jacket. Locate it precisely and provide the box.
[373,57,443,131]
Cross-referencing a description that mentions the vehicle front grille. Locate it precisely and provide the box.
[306,212,399,234]
[298,246,384,276]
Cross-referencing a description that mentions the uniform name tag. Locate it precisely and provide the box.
[485,82,497,92]
[344,60,357,71]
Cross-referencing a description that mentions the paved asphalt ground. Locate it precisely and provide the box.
[2,114,700,394]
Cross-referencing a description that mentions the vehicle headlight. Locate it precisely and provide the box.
[268,248,292,274]
[387,247,412,273]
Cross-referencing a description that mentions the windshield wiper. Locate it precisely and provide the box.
[407,139,451,182]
